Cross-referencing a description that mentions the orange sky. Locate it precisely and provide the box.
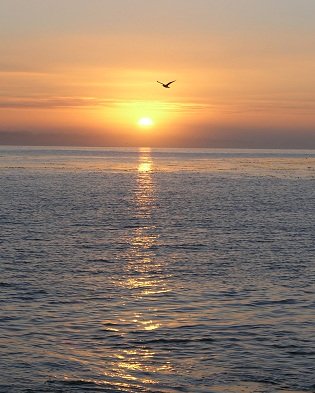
[1,0,315,148]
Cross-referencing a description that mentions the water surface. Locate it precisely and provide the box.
[0,147,314,392]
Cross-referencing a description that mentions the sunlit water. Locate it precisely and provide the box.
[0,147,314,393]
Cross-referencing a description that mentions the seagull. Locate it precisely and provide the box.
[157,80,176,88]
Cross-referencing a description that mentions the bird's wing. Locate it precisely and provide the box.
[166,80,176,86]
[157,81,163,85]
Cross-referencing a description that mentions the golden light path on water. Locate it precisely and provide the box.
[103,147,173,390]
[54,148,173,391]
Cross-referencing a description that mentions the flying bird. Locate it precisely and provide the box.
[157,80,176,88]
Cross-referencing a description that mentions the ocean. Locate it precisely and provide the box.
[0,146,314,393]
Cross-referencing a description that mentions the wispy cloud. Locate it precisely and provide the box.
[0,95,314,118]
[0,96,109,109]
[114,100,211,113]
[0,96,211,112]
[220,99,315,115]
[0,62,53,75]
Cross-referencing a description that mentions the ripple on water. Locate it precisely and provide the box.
[0,148,314,392]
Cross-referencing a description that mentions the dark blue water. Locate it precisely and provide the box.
[0,147,314,392]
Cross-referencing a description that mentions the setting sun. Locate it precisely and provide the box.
[137,117,154,128]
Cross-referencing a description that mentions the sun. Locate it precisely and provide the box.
[137,117,154,128]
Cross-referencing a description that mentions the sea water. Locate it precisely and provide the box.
[0,147,314,393]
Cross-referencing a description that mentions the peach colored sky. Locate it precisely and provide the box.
[1,0,315,148]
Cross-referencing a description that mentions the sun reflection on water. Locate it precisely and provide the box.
[125,148,170,295]
[59,149,173,391]
[138,161,152,173]
[104,147,172,388]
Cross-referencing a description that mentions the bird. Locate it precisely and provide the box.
[157,80,176,88]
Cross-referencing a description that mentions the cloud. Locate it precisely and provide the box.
[0,96,210,112]
[0,96,111,109]
[1,125,314,149]
[115,100,210,113]
[0,129,123,147]
[230,99,315,115]
[169,125,315,149]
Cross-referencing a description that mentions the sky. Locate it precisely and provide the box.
[1,0,315,148]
